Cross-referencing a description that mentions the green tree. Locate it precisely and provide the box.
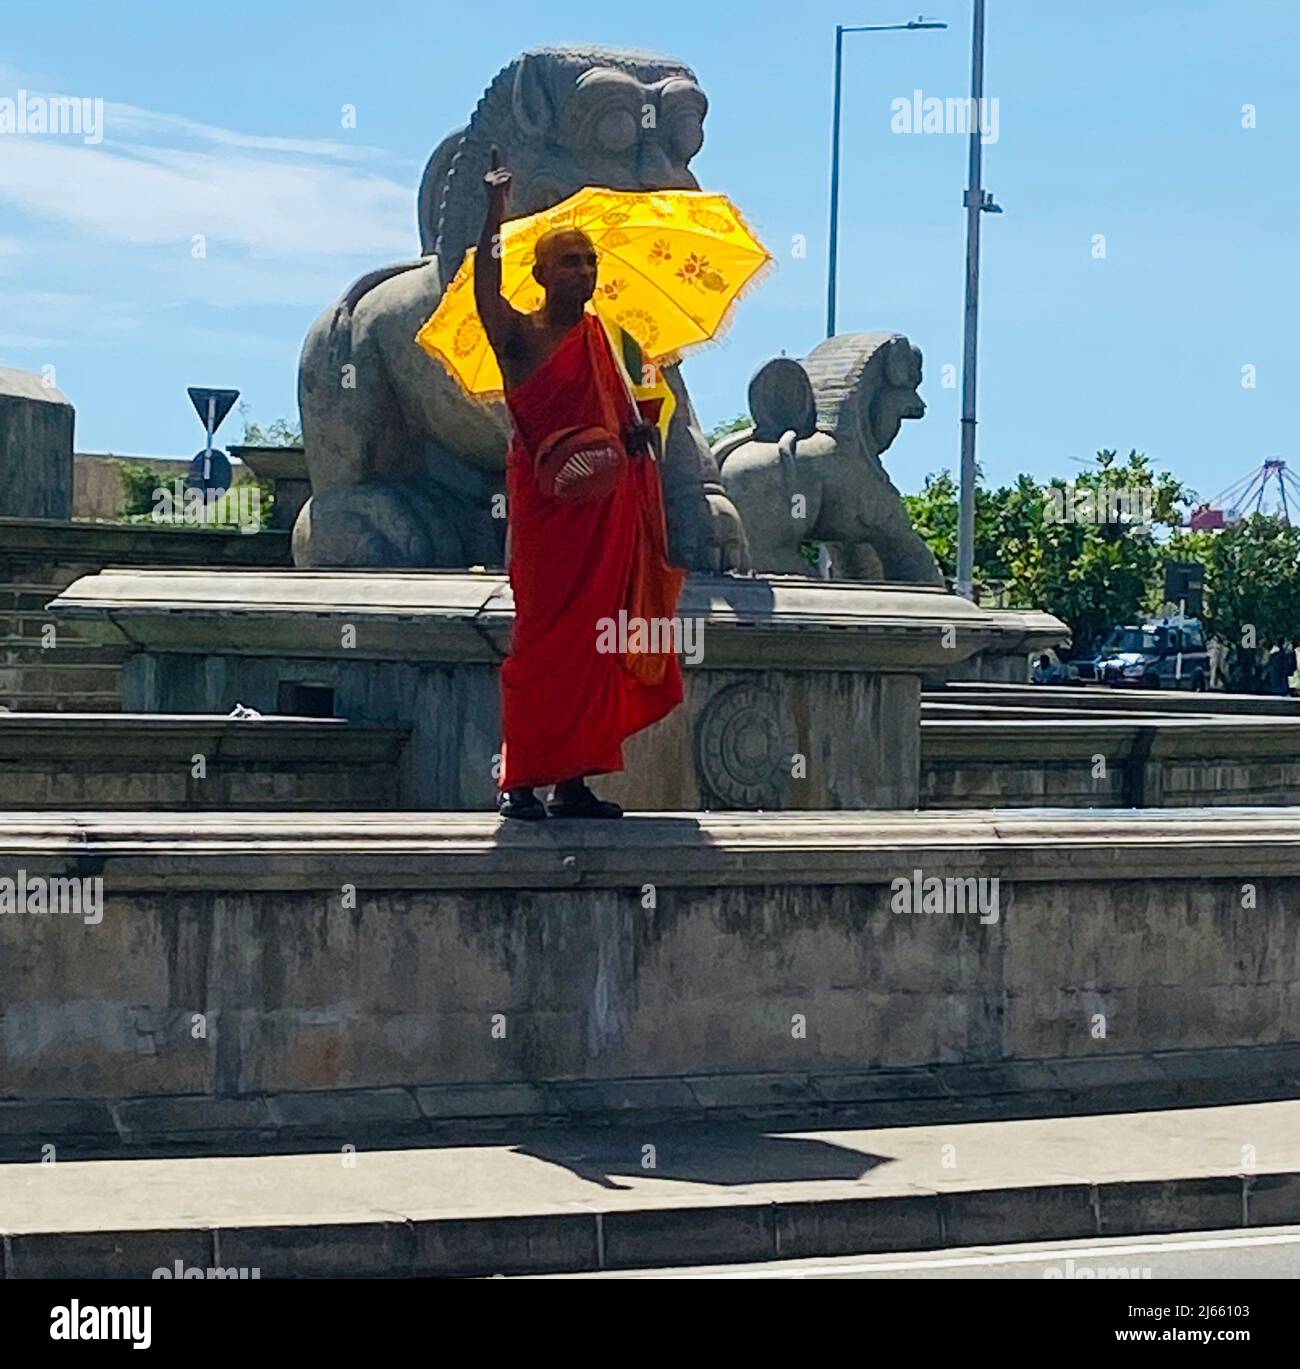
[705,413,750,446]
[905,450,1194,646]
[1167,517,1300,653]
[239,402,302,447]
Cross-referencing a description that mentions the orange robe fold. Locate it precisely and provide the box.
[499,313,685,791]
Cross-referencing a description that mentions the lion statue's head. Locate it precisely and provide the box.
[418,45,709,279]
[801,332,925,460]
[715,333,926,469]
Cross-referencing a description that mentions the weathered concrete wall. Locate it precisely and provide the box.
[923,755,1300,808]
[124,654,922,811]
[0,518,289,712]
[72,454,263,522]
[0,715,405,809]
[2,810,1297,1104]
[922,714,1300,809]
[57,571,1065,810]
[0,369,74,519]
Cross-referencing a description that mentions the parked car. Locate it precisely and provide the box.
[1078,618,1210,690]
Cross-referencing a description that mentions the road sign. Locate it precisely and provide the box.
[186,387,240,435]
[188,446,232,494]
[1164,562,1204,619]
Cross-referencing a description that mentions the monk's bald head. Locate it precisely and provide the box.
[532,228,598,308]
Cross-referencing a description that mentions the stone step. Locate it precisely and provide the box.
[927,682,1300,717]
[0,694,123,713]
[2,1099,1297,1276]
[0,714,406,806]
[0,615,109,640]
[1,643,132,666]
[0,663,125,691]
[921,709,1300,807]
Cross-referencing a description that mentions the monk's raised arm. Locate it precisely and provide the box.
[475,146,522,357]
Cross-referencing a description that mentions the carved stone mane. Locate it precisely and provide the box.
[417,45,703,277]
[801,332,919,457]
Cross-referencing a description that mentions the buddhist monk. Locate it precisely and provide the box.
[476,147,685,820]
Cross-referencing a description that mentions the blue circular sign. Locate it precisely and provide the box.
[188,447,232,494]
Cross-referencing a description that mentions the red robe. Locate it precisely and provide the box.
[499,313,685,791]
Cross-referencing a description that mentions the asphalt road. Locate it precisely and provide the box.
[555,1226,1300,1279]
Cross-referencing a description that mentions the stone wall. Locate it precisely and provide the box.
[2,809,1296,1107]
[125,653,921,811]
[922,713,1300,808]
[72,454,262,522]
[0,369,73,519]
[55,569,1063,812]
[0,518,289,712]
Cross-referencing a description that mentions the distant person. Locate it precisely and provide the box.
[1031,652,1065,686]
[1265,640,1296,697]
[1229,648,1263,695]
[1208,634,1229,691]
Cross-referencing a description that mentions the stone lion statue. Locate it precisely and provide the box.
[713,333,943,584]
[294,45,747,572]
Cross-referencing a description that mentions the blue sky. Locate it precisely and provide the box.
[2,0,1296,500]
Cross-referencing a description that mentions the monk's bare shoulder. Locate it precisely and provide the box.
[500,313,576,391]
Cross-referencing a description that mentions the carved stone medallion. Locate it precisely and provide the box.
[694,682,797,809]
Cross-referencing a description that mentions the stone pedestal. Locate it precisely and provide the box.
[229,445,310,533]
[51,569,1064,810]
[0,368,74,519]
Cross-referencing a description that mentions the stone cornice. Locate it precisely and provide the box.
[48,569,1067,670]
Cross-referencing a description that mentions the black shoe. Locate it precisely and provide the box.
[498,788,547,821]
[547,784,623,819]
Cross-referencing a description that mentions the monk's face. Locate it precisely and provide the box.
[533,230,597,310]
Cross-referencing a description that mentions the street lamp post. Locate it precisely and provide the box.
[826,15,947,339]
[956,0,1001,600]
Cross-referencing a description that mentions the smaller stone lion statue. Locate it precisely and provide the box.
[714,333,943,584]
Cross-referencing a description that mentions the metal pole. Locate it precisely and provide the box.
[956,0,986,600]
[826,24,845,339]
[204,397,215,484]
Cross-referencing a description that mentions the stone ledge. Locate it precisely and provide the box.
[0,713,409,764]
[923,712,1300,762]
[929,682,1300,717]
[5,1047,1297,1157]
[47,568,1065,670]
[4,806,1300,887]
[0,515,291,567]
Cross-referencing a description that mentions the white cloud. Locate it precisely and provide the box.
[0,79,425,387]
[0,288,144,347]
[0,136,412,258]
[102,100,388,162]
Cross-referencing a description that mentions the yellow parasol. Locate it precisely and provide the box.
[415,186,773,401]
